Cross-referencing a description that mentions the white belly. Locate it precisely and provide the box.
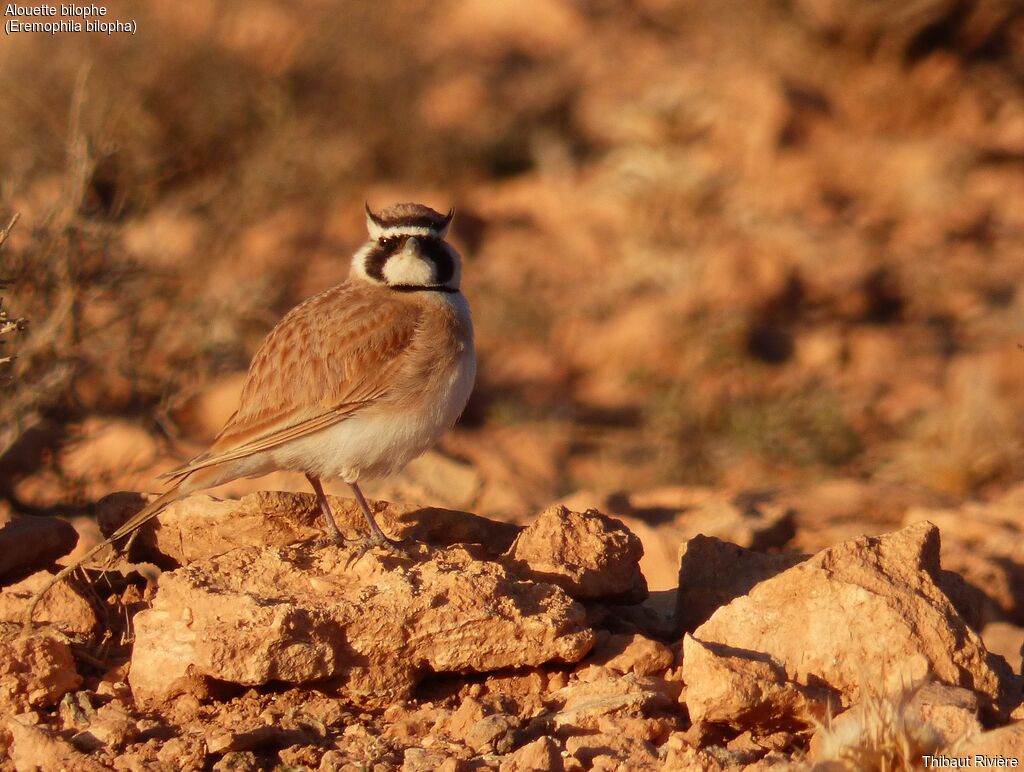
[267,348,476,482]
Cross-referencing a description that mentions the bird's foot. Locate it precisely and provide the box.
[350,532,409,560]
[312,535,347,550]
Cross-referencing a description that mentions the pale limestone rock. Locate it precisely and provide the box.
[129,541,594,708]
[685,523,1013,731]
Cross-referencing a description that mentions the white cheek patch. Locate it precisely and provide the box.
[383,252,434,286]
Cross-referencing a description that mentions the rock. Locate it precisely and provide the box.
[781,478,947,554]
[206,726,302,754]
[498,736,563,772]
[63,516,105,566]
[983,622,1024,674]
[907,683,982,747]
[810,683,980,764]
[676,535,807,632]
[213,751,261,772]
[745,750,803,770]
[6,718,107,772]
[401,747,457,772]
[684,523,1013,729]
[565,730,659,768]
[60,417,159,482]
[98,490,521,567]
[563,488,797,595]
[935,565,987,633]
[600,714,670,744]
[129,541,594,707]
[364,449,484,513]
[58,691,95,732]
[483,669,549,717]
[70,702,137,752]
[0,625,82,715]
[609,515,682,593]
[155,733,208,769]
[905,501,1024,624]
[383,704,443,747]
[0,571,98,635]
[589,633,675,676]
[624,487,796,553]
[446,695,487,742]
[504,506,646,603]
[463,712,517,754]
[952,721,1024,758]
[550,667,678,732]
[0,517,78,586]
[662,738,733,771]
[682,635,831,730]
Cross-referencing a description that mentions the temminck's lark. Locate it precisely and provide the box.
[29,202,475,618]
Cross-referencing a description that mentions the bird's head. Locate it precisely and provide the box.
[352,202,461,293]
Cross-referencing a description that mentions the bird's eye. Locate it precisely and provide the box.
[379,237,396,249]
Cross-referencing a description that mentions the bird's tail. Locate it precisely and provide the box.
[25,487,184,624]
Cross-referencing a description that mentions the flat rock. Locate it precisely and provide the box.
[503,505,646,603]
[676,535,807,633]
[0,517,78,586]
[0,625,82,716]
[684,523,1013,729]
[129,541,594,708]
[98,490,521,567]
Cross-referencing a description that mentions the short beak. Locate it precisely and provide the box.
[403,236,421,255]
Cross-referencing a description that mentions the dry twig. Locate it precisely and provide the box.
[0,213,27,369]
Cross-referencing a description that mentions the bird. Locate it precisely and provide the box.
[28,202,476,620]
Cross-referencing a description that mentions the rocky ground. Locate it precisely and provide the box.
[3,0,1024,769]
[2,485,1024,770]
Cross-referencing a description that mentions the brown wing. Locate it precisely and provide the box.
[163,282,422,482]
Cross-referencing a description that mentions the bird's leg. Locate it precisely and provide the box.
[348,481,398,548]
[305,474,345,544]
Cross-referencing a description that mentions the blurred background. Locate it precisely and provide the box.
[2,0,1024,543]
